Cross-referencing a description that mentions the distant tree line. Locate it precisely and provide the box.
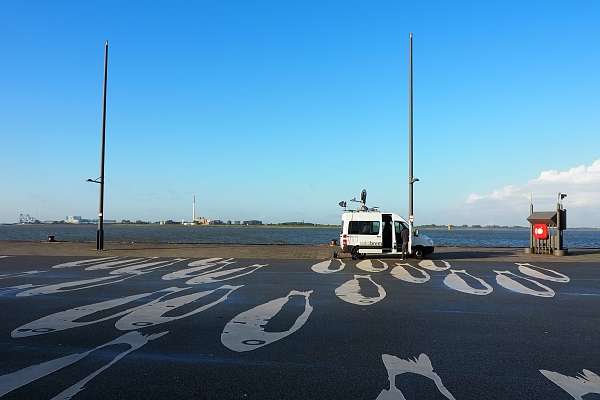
[417,224,527,229]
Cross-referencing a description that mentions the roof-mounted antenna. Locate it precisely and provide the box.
[346,189,369,211]
[358,189,368,211]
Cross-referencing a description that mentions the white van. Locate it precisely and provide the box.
[338,210,434,259]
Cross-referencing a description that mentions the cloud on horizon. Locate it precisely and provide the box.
[461,159,600,227]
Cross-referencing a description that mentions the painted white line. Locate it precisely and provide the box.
[494,270,555,297]
[161,258,236,281]
[16,275,137,297]
[221,290,313,352]
[443,269,493,296]
[390,263,430,284]
[335,274,386,305]
[188,258,225,267]
[418,260,451,271]
[0,256,13,259]
[540,368,600,399]
[185,264,268,285]
[310,259,345,274]
[0,271,43,280]
[0,331,167,398]
[109,258,187,275]
[0,284,42,296]
[11,287,187,338]
[51,257,119,269]
[376,353,456,400]
[516,263,570,283]
[115,285,241,330]
[84,258,151,271]
[356,259,388,273]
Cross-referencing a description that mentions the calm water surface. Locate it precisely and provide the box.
[1,224,599,248]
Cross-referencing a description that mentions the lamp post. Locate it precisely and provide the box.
[88,41,109,251]
[407,33,419,251]
[98,41,109,250]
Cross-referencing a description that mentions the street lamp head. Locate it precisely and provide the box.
[86,178,94,182]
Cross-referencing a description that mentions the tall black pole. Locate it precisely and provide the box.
[97,41,108,251]
[408,33,414,230]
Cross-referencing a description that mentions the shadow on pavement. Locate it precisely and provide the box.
[430,250,520,260]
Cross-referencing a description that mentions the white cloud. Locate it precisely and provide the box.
[466,185,524,204]
[532,160,600,185]
[463,159,600,227]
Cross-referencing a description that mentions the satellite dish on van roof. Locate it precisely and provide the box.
[361,189,367,205]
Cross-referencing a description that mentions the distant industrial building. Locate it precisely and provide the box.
[189,195,210,225]
[243,220,263,225]
[18,214,39,224]
[66,216,115,224]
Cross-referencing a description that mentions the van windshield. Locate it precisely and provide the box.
[348,221,380,235]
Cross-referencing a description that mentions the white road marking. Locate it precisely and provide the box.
[494,270,555,297]
[335,274,386,305]
[11,287,187,338]
[376,353,456,400]
[0,284,42,296]
[310,259,345,274]
[185,264,268,285]
[443,269,493,295]
[540,368,600,399]
[161,258,236,281]
[517,263,570,283]
[0,256,13,259]
[221,290,313,352]
[390,263,430,284]
[51,257,119,269]
[0,271,43,280]
[84,258,151,271]
[109,258,187,275]
[356,259,388,273]
[16,275,137,297]
[187,258,226,267]
[115,285,241,330]
[0,331,167,398]
[418,260,451,271]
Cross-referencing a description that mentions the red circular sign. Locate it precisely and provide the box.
[533,224,549,240]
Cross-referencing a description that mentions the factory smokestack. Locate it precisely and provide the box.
[192,195,196,222]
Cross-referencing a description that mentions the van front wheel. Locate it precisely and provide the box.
[414,246,424,259]
[351,247,360,260]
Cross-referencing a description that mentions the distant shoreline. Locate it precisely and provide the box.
[0,223,340,229]
[2,223,599,230]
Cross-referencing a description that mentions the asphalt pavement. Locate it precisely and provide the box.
[0,254,599,399]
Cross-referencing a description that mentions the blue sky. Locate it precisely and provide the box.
[1,0,599,225]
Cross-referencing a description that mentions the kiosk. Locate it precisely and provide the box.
[526,193,568,256]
